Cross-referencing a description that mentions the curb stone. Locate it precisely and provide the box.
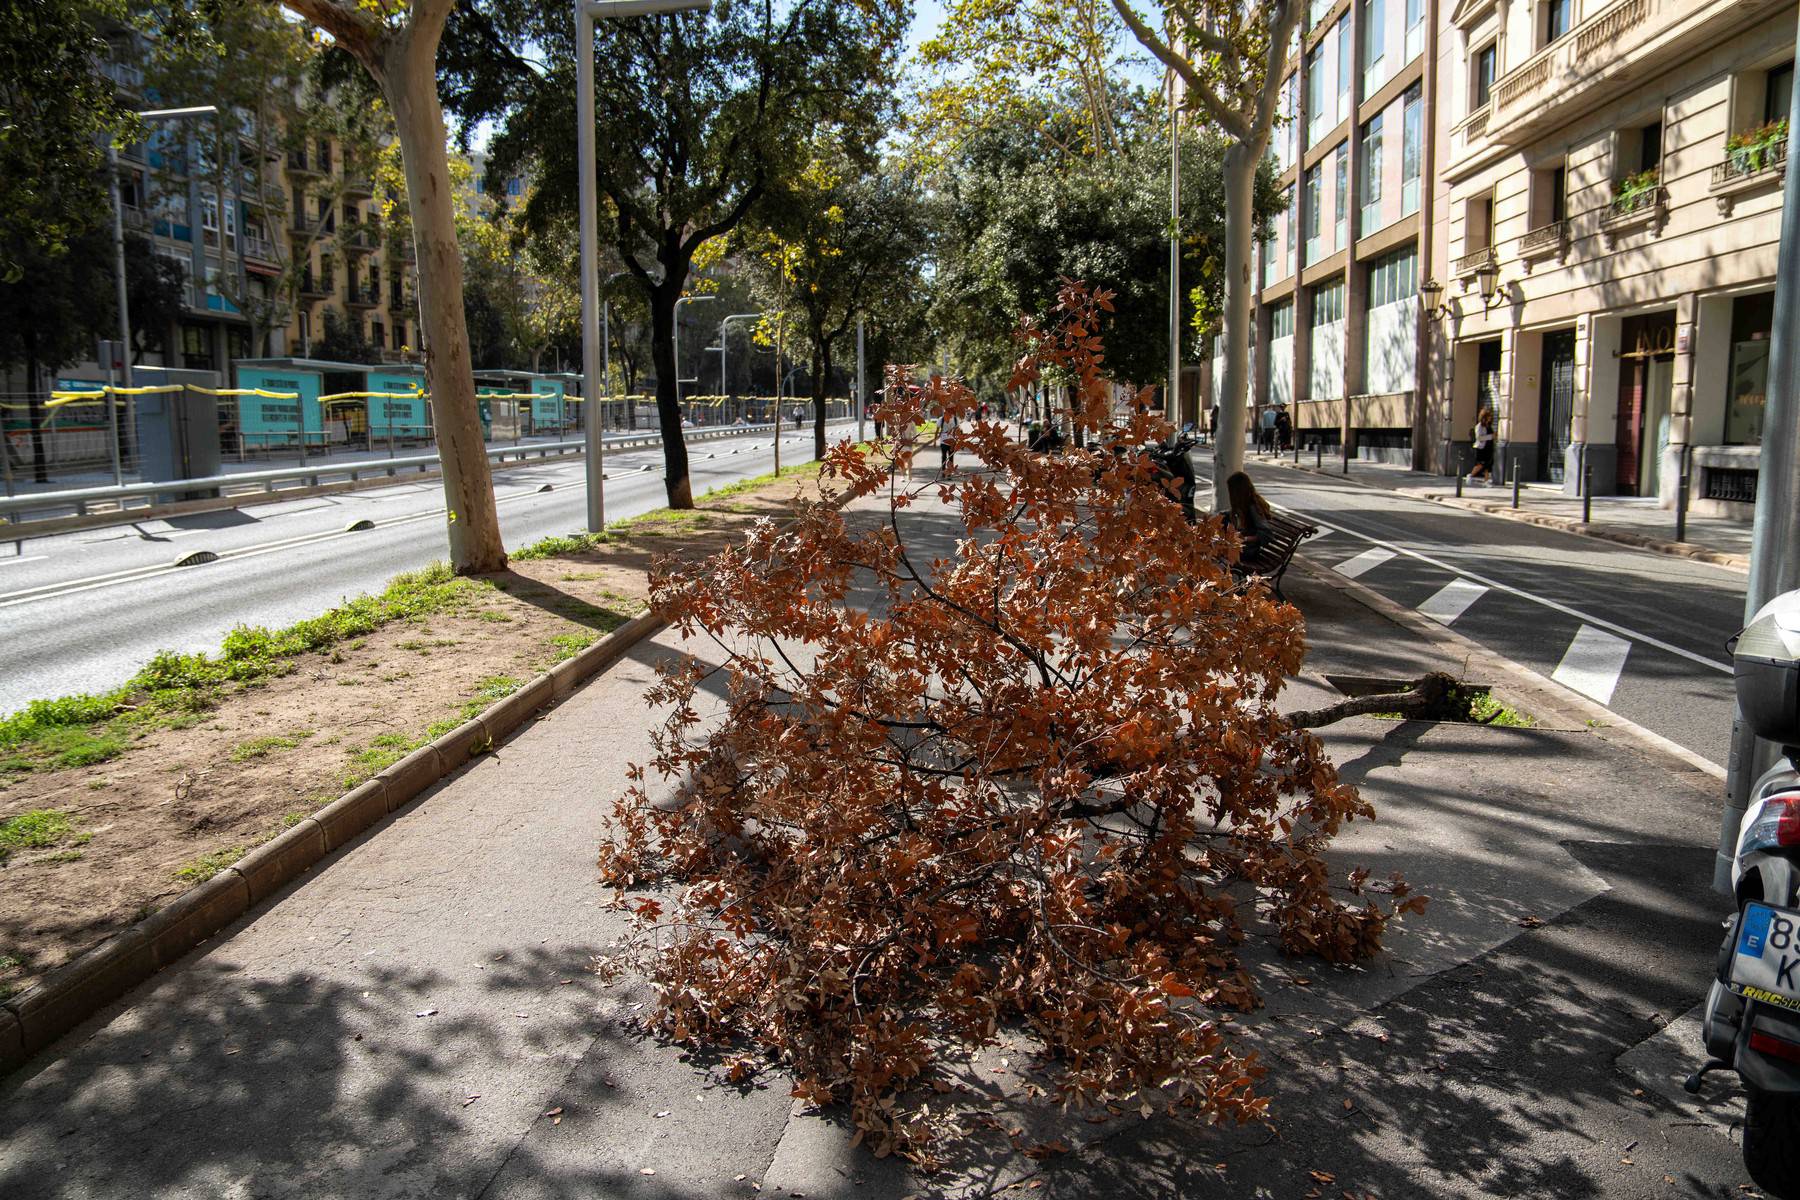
[1261,457,1750,572]
[0,606,668,1077]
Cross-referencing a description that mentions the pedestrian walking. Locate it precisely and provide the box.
[1470,408,1495,481]
[1258,406,1277,453]
[1274,407,1292,453]
[939,417,958,472]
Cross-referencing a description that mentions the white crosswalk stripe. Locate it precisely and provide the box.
[1416,578,1488,626]
[1332,547,1396,579]
[1553,624,1633,705]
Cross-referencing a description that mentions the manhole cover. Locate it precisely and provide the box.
[344,518,376,532]
[173,550,218,567]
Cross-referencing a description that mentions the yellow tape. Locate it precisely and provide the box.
[317,390,429,403]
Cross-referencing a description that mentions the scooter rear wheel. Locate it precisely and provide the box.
[1745,1087,1800,1197]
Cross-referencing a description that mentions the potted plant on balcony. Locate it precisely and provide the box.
[1728,117,1789,175]
[1612,168,1660,216]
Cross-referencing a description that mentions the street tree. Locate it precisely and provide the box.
[0,0,136,280]
[0,228,183,481]
[270,0,506,574]
[1109,0,1301,507]
[746,151,929,460]
[929,108,1275,393]
[913,0,1138,163]
[599,281,1423,1158]
[457,0,906,507]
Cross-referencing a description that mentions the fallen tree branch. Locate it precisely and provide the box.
[1288,671,1465,729]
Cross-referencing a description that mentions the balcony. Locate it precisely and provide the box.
[242,231,279,263]
[120,204,150,232]
[343,173,375,197]
[299,272,334,299]
[100,60,143,94]
[1453,245,1496,279]
[1710,134,1788,216]
[1519,219,1569,263]
[1472,0,1765,155]
[342,221,381,252]
[1599,178,1667,246]
[286,151,324,177]
[346,285,380,309]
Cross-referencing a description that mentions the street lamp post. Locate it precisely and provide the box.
[673,294,716,419]
[577,0,711,532]
[713,312,761,420]
[107,106,217,484]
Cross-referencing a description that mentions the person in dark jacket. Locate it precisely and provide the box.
[1225,471,1272,559]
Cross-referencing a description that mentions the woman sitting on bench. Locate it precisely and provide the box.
[1224,471,1272,560]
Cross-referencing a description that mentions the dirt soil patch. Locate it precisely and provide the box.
[0,467,832,1000]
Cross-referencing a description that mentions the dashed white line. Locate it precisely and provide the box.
[1416,579,1487,626]
[1553,624,1633,704]
[1332,547,1396,579]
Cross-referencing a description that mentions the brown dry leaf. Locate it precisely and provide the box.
[1622,1158,1634,1165]
[1342,1098,1354,1111]
[462,1094,480,1107]
[1309,1170,1337,1184]
[1518,915,1546,929]
[1020,1139,1071,1160]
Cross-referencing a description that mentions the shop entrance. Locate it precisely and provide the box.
[1539,329,1576,483]
[1615,312,1675,496]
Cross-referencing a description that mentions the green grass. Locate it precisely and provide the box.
[0,562,488,777]
[228,731,314,763]
[1469,691,1535,728]
[549,632,600,664]
[0,809,75,864]
[173,846,246,884]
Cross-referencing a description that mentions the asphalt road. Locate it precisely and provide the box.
[1224,461,1747,768]
[0,424,842,715]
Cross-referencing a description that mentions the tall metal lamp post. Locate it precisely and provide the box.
[576,0,712,532]
[712,312,761,421]
[673,293,716,417]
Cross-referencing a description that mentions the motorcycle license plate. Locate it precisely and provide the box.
[1730,902,1800,1013]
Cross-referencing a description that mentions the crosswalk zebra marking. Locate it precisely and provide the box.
[1332,547,1396,579]
[1416,578,1487,626]
[1553,624,1633,705]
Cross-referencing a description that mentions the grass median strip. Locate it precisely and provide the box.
[0,455,830,1003]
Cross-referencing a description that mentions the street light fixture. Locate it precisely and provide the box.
[714,312,761,403]
[673,294,717,411]
[1419,279,1455,323]
[576,0,712,532]
[1475,260,1507,310]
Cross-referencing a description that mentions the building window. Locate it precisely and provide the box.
[1334,143,1348,248]
[1473,42,1497,109]
[1727,292,1774,444]
[1542,0,1572,46]
[1401,84,1422,216]
[1336,14,1351,122]
[1271,300,1296,339]
[1767,60,1794,124]
[1360,112,1384,234]
[1306,43,1327,145]
[1404,0,1423,61]
[1464,193,1495,252]
[1362,0,1386,93]
[372,321,385,348]
[1285,186,1297,276]
[1312,279,1345,325]
[1304,163,1323,263]
[1531,162,1568,227]
[180,324,213,370]
[1368,245,1418,308]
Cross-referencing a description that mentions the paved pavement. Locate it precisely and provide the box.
[0,485,1757,1199]
[0,425,843,715]
[1202,459,1747,771]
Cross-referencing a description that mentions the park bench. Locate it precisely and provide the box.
[1238,512,1317,602]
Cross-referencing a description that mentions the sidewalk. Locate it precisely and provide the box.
[0,487,1752,1198]
[1251,449,1752,570]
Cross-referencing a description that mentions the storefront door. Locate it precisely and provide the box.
[1616,313,1675,496]
[1641,357,1673,498]
[1539,330,1576,483]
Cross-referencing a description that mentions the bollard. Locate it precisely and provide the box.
[1342,436,1350,475]
[1455,462,1464,498]
[1582,463,1592,525]
[1510,461,1521,508]
[1292,434,1300,465]
[1315,438,1323,469]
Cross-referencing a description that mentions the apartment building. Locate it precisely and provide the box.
[1432,0,1793,516]
[1212,0,1435,466]
[66,33,421,391]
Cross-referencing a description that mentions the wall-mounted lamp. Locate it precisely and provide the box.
[1474,260,1508,310]
[1420,279,1455,322]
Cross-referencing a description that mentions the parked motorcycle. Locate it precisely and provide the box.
[1691,589,1800,1196]
[1144,434,1199,524]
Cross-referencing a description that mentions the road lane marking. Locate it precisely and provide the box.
[1332,547,1395,578]
[1416,578,1487,626]
[0,555,48,567]
[1553,625,1633,704]
[1275,507,1731,675]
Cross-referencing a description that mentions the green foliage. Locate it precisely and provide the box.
[173,846,246,884]
[229,731,315,762]
[0,810,76,863]
[930,117,1279,387]
[0,562,481,776]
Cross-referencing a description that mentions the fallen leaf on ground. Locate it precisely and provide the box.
[462,1095,480,1107]
[1309,1170,1336,1184]
[414,1009,438,1017]
[640,1168,656,1175]
[1019,1140,1071,1159]
[1517,915,1546,929]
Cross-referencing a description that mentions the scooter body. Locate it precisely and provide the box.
[1697,755,1800,1195]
